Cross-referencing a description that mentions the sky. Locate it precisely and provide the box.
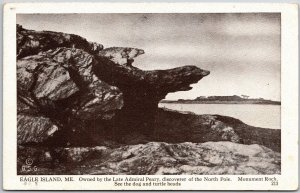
[17,13,281,101]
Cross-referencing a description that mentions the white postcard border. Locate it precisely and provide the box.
[3,3,299,190]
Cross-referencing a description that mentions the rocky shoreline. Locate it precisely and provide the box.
[18,141,280,175]
[17,25,280,175]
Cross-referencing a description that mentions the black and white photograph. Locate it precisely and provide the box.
[16,12,281,175]
[3,3,298,191]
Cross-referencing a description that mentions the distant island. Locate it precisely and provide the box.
[160,95,281,105]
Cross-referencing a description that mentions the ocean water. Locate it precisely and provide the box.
[159,103,281,129]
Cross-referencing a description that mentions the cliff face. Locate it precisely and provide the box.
[16,25,280,175]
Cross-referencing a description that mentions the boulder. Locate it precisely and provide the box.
[17,113,59,144]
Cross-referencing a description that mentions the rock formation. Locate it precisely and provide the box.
[16,25,280,175]
[93,54,209,136]
[17,25,210,144]
[18,141,280,175]
[17,47,123,145]
[154,109,281,152]
[17,24,103,59]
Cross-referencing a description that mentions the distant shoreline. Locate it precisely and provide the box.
[160,100,281,105]
[160,95,281,105]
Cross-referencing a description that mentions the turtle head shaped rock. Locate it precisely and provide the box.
[126,48,145,59]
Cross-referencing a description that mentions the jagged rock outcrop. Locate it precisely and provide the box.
[98,47,145,66]
[17,47,123,145]
[17,24,103,59]
[18,141,280,175]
